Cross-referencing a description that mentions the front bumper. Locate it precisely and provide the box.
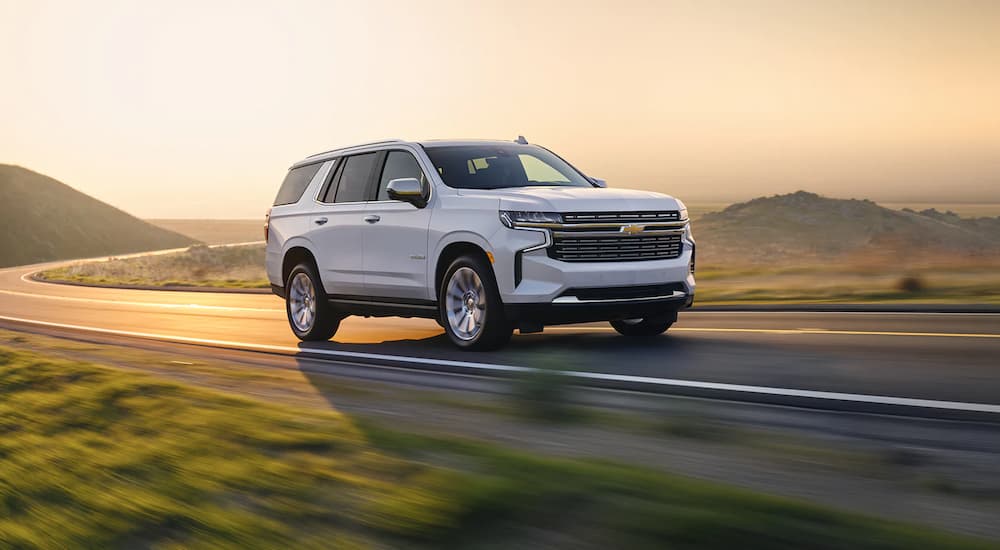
[504,286,690,325]
[492,228,696,302]
[488,222,697,325]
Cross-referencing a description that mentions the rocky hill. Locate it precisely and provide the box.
[696,191,1000,264]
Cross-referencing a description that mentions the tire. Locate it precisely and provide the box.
[439,254,513,351]
[610,315,674,337]
[285,262,341,341]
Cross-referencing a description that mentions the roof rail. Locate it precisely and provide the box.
[306,139,405,159]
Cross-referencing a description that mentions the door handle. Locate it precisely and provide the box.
[314,217,328,225]
[364,215,381,224]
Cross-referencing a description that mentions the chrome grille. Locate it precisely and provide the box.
[562,211,681,224]
[549,211,685,262]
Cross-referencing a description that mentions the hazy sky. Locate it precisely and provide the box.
[2,0,999,218]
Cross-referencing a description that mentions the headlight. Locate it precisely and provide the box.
[499,211,563,228]
[675,199,689,222]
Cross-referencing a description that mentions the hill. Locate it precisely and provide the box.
[696,191,1000,264]
[0,165,196,268]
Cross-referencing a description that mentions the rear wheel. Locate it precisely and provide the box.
[286,263,341,341]
[439,255,512,350]
[610,315,674,337]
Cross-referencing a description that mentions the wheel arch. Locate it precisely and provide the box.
[433,237,494,299]
[282,244,322,292]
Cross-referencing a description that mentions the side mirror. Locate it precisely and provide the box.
[386,178,428,208]
[589,177,607,188]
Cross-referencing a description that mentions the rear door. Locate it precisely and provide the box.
[309,152,379,296]
[362,149,435,301]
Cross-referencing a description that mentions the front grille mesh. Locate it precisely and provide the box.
[549,211,685,262]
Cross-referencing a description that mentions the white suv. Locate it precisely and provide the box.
[265,138,696,350]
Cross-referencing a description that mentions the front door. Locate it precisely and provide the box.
[363,149,434,301]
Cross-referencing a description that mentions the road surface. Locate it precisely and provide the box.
[2,258,999,419]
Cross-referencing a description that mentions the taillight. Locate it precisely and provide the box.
[264,208,271,243]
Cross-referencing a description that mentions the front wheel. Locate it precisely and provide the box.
[286,263,341,341]
[439,254,512,351]
[610,316,673,337]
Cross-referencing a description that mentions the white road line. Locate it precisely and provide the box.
[0,291,997,338]
[2,313,999,416]
[690,310,1000,317]
[548,326,1000,339]
[0,288,280,313]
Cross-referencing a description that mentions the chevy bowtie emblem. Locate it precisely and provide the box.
[620,224,645,235]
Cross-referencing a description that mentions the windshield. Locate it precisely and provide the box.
[424,144,593,190]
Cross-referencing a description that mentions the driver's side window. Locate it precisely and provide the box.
[377,151,428,201]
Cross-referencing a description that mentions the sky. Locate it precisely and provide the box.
[2,0,999,218]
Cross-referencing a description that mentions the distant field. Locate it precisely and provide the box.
[683,202,731,220]
[36,243,1000,304]
[0,344,990,548]
[697,260,1000,304]
[146,219,261,245]
[38,195,1000,302]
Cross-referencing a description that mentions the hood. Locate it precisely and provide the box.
[456,186,682,212]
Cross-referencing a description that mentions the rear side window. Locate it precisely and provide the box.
[273,163,322,206]
[334,153,378,203]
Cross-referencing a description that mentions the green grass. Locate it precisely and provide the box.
[38,244,269,289]
[0,346,994,548]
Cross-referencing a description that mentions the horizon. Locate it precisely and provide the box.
[3,0,1000,218]
[8,161,1000,222]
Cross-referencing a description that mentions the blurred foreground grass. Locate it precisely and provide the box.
[1,346,993,548]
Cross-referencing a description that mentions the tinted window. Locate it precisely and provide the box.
[273,163,322,206]
[317,159,342,203]
[377,151,428,201]
[334,153,377,203]
[424,144,591,190]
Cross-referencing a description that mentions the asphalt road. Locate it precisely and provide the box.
[2,258,999,417]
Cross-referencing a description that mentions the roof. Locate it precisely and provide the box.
[292,138,534,168]
[417,139,530,148]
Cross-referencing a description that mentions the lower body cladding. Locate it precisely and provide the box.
[505,284,690,331]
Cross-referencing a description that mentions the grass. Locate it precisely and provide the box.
[37,244,269,289]
[0,346,994,548]
[38,241,1000,304]
[695,260,1000,304]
